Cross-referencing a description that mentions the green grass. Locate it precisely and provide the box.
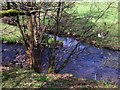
[67,2,119,50]
[0,22,22,43]
[0,2,119,50]
[2,67,52,88]
[1,67,117,88]
[70,2,118,21]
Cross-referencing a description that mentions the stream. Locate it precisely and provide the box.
[2,35,120,84]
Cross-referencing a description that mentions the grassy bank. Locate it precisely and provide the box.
[0,2,119,50]
[1,67,117,89]
[0,20,119,50]
[0,22,22,43]
[67,2,119,50]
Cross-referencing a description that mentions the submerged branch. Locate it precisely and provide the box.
[55,42,80,73]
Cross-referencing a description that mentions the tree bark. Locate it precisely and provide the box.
[27,15,35,69]
[33,47,44,73]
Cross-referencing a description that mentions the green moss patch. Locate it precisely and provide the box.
[0,9,24,17]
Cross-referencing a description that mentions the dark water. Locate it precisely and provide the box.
[1,36,120,83]
[56,36,120,83]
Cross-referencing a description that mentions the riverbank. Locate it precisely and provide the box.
[0,21,119,51]
[45,29,120,51]
[1,67,117,89]
[1,2,119,51]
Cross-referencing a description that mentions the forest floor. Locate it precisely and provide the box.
[1,66,118,89]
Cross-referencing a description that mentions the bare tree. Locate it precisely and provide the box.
[1,1,113,73]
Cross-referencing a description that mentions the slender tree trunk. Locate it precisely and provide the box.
[33,12,45,73]
[48,2,62,74]
[27,15,35,69]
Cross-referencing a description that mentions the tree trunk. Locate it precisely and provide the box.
[27,15,35,69]
[33,46,44,73]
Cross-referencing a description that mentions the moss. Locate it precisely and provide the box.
[47,38,63,47]
[0,9,24,17]
[48,38,54,45]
